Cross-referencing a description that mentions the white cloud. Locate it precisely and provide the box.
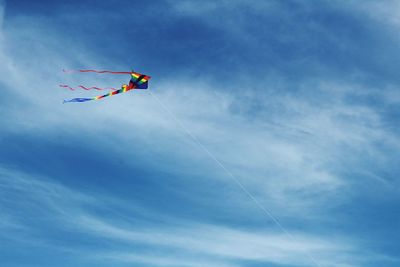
[0,7,398,219]
[1,2,399,266]
[79,215,363,267]
[349,0,400,29]
[0,166,366,267]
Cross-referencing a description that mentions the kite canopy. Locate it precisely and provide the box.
[61,69,151,103]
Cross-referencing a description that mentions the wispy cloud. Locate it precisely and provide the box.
[1,1,400,267]
[0,166,367,267]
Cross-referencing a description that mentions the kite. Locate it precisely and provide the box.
[61,69,151,103]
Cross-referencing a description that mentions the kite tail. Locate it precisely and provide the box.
[59,84,75,91]
[63,97,94,103]
[59,84,118,91]
[62,69,132,75]
[63,87,131,103]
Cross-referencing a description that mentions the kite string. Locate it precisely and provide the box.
[148,90,321,267]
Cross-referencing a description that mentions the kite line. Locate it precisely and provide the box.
[148,90,321,267]
[60,68,321,266]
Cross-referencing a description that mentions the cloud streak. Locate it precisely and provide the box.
[1,1,400,267]
[0,166,367,267]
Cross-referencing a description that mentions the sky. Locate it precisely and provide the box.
[0,0,399,266]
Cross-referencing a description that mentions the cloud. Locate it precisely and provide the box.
[0,165,366,267]
[1,1,400,266]
[348,0,400,29]
[1,0,399,224]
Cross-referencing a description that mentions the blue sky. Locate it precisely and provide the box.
[0,0,399,266]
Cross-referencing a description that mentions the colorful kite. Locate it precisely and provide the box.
[61,69,151,103]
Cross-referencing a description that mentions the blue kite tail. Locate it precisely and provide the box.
[63,98,93,103]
